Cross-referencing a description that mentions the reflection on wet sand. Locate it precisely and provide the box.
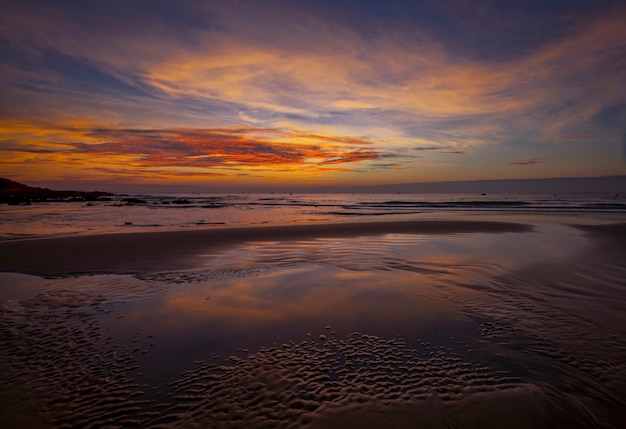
[113,265,465,380]
[0,221,625,427]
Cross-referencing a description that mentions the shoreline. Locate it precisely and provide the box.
[1,217,625,277]
[0,219,533,276]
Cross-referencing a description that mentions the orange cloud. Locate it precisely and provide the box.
[0,121,380,183]
[77,127,378,167]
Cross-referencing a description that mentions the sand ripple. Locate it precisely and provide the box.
[0,286,153,428]
[153,332,526,428]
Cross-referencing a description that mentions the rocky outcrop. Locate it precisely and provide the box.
[0,178,114,204]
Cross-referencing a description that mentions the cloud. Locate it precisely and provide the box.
[0,1,625,184]
[412,146,450,151]
[0,121,380,182]
[555,135,593,141]
[508,158,544,166]
[78,127,379,167]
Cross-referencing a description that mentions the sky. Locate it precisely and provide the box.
[1,0,625,192]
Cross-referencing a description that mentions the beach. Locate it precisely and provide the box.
[1,215,625,428]
[4,0,626,426]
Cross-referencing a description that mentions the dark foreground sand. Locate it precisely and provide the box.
[0,218,625,428]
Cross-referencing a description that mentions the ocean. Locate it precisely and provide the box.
[2,192,625,240]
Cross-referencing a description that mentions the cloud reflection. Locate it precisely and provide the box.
[122,226,587,347]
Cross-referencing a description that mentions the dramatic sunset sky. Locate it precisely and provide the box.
[1,0,625,191]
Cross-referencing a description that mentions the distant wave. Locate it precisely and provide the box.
[2,192,625,240]
[106,193,626,215]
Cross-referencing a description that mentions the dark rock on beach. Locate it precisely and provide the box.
[121,198,148,205]
[0,178,114,205]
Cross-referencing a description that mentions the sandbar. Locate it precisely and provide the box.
[0,219,533,276]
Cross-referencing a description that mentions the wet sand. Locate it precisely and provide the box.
[0,218,625,428]
[0,219,531,275]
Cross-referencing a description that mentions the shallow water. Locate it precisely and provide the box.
[1,222,625,427]
[2,192,625,240]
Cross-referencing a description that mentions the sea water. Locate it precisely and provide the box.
[1,192,625,239]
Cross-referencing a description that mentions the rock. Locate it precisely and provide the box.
[121,198,148,205]
[0,178,114,204]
